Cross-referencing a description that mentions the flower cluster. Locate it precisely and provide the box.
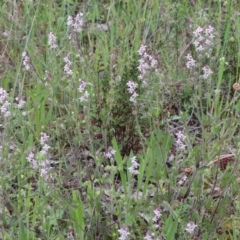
[104,148,116,160]
[63,54,73,75]
[22,52,31,70]
[126,80,138,103]
[193,25,215,52]
[185,221,197,234]
[67,12,84,33]
[0,88,11,117]
[15,96,26,109]
[40,132,50,155]
[202,65,213,79]
[152,208,161,223]
[186,25,215,79]
[48,32,58,49]
[144,231,156,240]
[137,45,158,86]
[186,54,196,69]
[118,226,130,240]
[27,132,52,180]
[178,174,187,185]
[78,79,89,102]
[128,156,139,175]
[175,130,186,150]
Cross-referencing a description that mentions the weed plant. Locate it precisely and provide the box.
[1,0,240,239]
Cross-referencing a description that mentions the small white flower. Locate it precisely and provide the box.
[27,152,38,169]
[63,55,73,76]
[185,221,197,234]
[204,25,214,35]
[79,91,89,102]
[144,231,155,240]
[40,144,50,155]
[186,54,196,69]
[175,131,186,150]
[214,89,221,95]
[22,52,31,70]
[118,227,130,240]
[153,208,161,223]
[48,32,58,49]
[78,79,87,93]
[17,99,26,109]
[137,45,147,56]
[40,132,49,145]
[0,88,8,103]
[196,45,204,52]
[178,175,187,185]
[129,92,138,103]
[110,149,116,155]
[126,81,138,94]
[193,26,203,37]
[128,156,139,175]
[67,12,84,33]
[202,65,213,79]
[105,152,112,159]
[104,148,116,159]
[67,16,73,26]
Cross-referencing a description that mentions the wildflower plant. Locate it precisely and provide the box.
[27,132,52,181]
[48,32,58,49]
[1,1,240,240]
[22,51,31,71]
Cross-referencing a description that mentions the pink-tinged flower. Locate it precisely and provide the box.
[196,45,204,52]
[78,79,89,103]
[202,65,213,79]
[175,130,186,150]
[204,25,214,36]
[1,101,11,117]
[126,81,138,94]
[176,131,186,141]
[185,221,197,234]
[153,208,161,223]
[78,79,87,93]
[150,57,158,68]
[79,91,89,102]
[185,54,196,69]
[104,148,116,159]
[128,156,139,175]
[16,99,26,109]
[0,88,8,103]
[193,26,203,37]
[137,45,147,56]
[40,144,51,155]
[110,149,116,155]
[192,25,215,52]
[22,52,31,70]
[67,12,84,33]
[40,132,49,145]
[126,81,138,103]
[129,92,138,103]
[27,152,38,169]
[137,45,158,83]
[118,226,130,240]
[63,55,73,75]
[144,231,155,240]
[39,159,52,179]
[48,32,58,49]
